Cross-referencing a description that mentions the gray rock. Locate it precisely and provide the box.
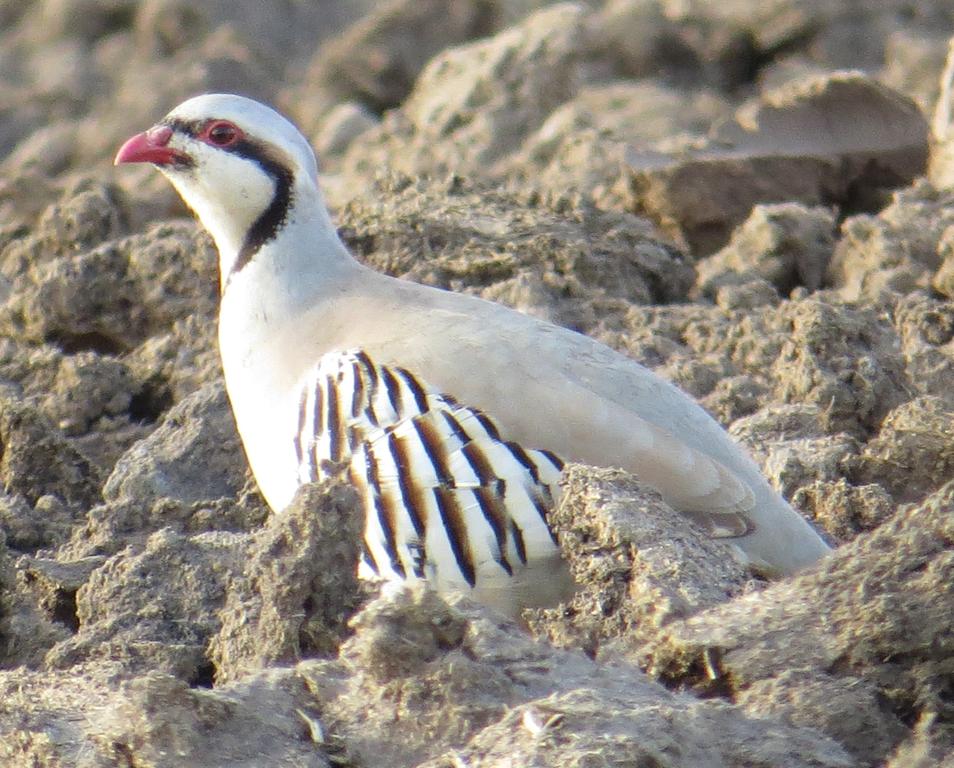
[503,80,732,202]
[761,434,860,501]
[100,669,333,768]
[1,121,84,179]
[730,403,830,454]
[624,73,928,255]
[43,352,134,437]
[696,203,836,297]
[14,554,105,628]
[128,0,369,63]
[526,465,752,654]
[414,688,848,768]
[0,391,99,513]
[0,532,74,668]
[639,482,954,765]
[339,174,693,333]
[590,0,701,82]
[26,0,137,44]
[46,527,244,680]
[301,588,852,768]
[0,494,48,552]
[712,276,780,310]
[792,479,896,543]
[60,493,268,562]
[5,241,141,353]
[893,292,954,408]
[312,101,378,159]
[103,383,245,506]
[728,403,863,508]
[934,231,954,299]
[302,0,496,115]
[0,662,334,767]
[338,3,587,180]
[0,178,120,277]
[211,479,364,683]
[855,396,954,503]
[882,29,951,114]
[698,374,765,424]
[829,181,954,303]
[762,299,911,436]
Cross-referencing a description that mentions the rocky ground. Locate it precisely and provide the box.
[0,1,953,766]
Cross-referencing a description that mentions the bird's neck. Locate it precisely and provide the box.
[211,182,355,293]
[216,189,364,365]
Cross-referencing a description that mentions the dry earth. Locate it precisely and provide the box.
[1,1,953,766]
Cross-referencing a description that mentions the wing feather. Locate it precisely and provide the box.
[289,351,566,594]
[288,348,757,608]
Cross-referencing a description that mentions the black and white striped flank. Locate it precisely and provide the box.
[291,349,565,593]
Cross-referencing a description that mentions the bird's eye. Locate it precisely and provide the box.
[204,120,241,147]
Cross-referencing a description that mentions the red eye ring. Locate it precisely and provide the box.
[202,120,242,147]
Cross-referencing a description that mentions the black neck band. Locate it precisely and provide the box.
[229,140,294,280]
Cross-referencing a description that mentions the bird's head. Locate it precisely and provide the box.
[116,93,325,281]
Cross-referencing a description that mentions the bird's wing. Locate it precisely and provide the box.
[290,349,566,599]
[315,291,760,519]
[300,283,831,571]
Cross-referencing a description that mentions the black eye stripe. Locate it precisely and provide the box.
[162,117,204,137]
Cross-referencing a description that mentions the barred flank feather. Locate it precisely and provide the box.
[292,350,564,594]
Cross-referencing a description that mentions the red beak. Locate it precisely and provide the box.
[114,125,188,166]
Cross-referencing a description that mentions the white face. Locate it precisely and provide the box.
[116,93,321,276]
[161,131,279,260]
